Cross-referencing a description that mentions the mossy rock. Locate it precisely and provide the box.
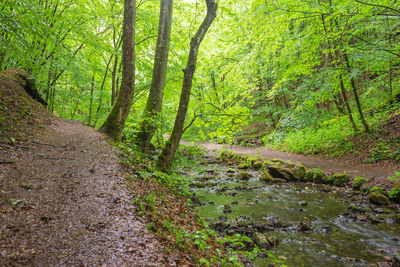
[369,186,385,195]
[238,170,251,180]
[303,170,313,182]
[269,158,285,165]
[252,161,263,170]
[312,169,326,184]
[226,168,236,174]
[266,160,305,181]
[267,163,292,181]
[360,184,369,193]
[238,163,250,169]
[260,170,286,183]
[353,177,368,190]
[253,232,269,248]
[291,163,306,181]
[369,192,389,205]
[332,173,350,186]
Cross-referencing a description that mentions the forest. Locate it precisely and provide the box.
[1,0,400,158]
[1,0,400,266]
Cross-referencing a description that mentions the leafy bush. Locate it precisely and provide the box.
[387,172,400,183]
[389,186,400,203]
[365,139,390,163]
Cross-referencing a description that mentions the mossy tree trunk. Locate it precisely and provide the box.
[156,0,217,172]
[136,0,173,151]
[99,0,136,140]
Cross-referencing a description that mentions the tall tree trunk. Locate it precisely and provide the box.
[88,75,95,125]
[339,76,358,132]
[99,0,136,140]
[136,0,173,151]
[157,0,217,172]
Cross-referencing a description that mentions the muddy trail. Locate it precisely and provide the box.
[192,142,397,180]
[0,118,179,266]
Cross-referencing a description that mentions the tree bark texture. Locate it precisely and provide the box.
[99,0,136,140]
[157,0,217,172]
[136,0,173,151]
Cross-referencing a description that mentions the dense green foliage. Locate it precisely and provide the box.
[1,0,399,155]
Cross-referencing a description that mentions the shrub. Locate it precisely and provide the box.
[389,186,400,203]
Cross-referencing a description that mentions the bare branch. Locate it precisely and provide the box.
[354,0,400,14]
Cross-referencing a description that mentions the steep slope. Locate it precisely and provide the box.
[0,69,53,144]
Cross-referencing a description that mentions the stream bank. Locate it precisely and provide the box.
[185,155,400,266]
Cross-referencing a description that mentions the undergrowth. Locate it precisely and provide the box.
[265,100,400,160]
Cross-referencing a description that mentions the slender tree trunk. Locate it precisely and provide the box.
[111,32,123,106]
[389,64,393,98]
[45,58,53,103]
[111,55,118,106]
[99,0,136,140]
[95,54,114,122]
[339,76,358,132]
[342,52,370,132]
[116,60,123,96]
[157,0,217,172]
[88,75,95,125]
[136,0,173,151]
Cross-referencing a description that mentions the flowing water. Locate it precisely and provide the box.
[188,162,400,266]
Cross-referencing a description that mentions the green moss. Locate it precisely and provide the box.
[304,170,313,182]
[252,161,263,170]
[238,163,250,169]
[312,168,325,184]
[352,177,368,190]
[369,192,389,205]
[389,186,400,202]
[332,172,350,186]
[360,184,369,193]
[348,205,370,212]
[323,175,334,185]
[369,186,385,195]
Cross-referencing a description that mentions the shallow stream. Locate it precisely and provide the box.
[188,162,400,266]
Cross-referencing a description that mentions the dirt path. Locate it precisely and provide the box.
[192,142,397,180]
[0,118,177,266]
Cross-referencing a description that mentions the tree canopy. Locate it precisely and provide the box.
[1,0,399,158]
